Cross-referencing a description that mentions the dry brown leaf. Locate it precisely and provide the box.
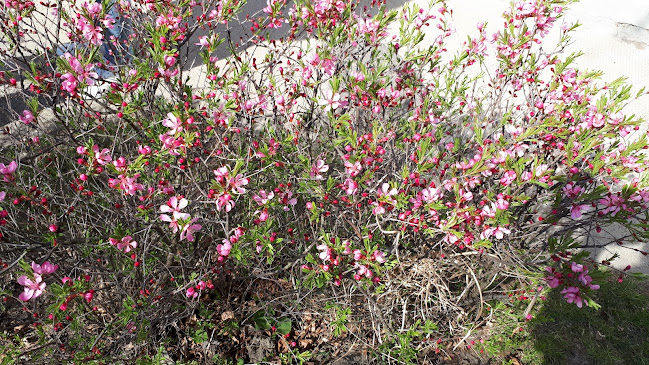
[221,311,235,321]
[298,339,313,347]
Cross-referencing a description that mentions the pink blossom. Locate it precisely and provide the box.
[158,134,185,156]
[217,240,232,256]
[321,59,337,77]
[481,203,497,218]
[230,174,249,194]
[163,56,176,67]
[310,159,329,180]
[267,17,283,28]
[214,166,229,183]
[342,178,358,195]
[256,209,269,222]
[84,291,94,302]
[317,244,331,262]
[160,214,183,233]
[92,145,112,165]
[180,218,202,242]
[0,161,17,175]
[591,113,605,128]
[160,197,190,231]
[279,190,297,211]
[318,89,343,111]
[109,174,144,196]
[544,267,560,288]
[31,261,58,275]
[358,18,380,42]
[161,113,183,135]
[373,250,386,263]
[372,205,386,215]
[62,53,98,87]
[570,204,590,219]
[216,193,235,212]
[570,262,584,273]
[351,71,365,82]
[480,226,511,240]
[161,196,188,214]
[354,263,372,278]
[61,73,78,93]
[158,66,179,78]
[342,240,352,255]
[17,274,46,301]
[112,156,128,172]
[444,232,460,245]
[82,25,104,45]
[19,110,34,124]
[621,156,642,170]
[253,190,274,205]
[421,187,442,203]
[500,170,517,186]
[195,36,211,48]
[599,194,627,215]
[109,235,138,253]
[138,145,152,155]
[156,12,182,29]
[563,183,582,198]
[377,183,397,199]
[578,271,594,286]
[608,112,623,125]
[344,160,362,177]
[0,161,17,182]
[561,286,585,308]
[535,164,548,178]
[84,1,102,16]
[186,287,199,299]
[102,15,115,29]
[495,194,509,210]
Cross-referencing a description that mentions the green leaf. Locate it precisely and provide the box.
[192,328,208,344]
[253,311,271,330]
[276,318,292,335]
[326,176,335,191]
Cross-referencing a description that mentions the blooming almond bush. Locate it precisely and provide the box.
[1,0,648,362]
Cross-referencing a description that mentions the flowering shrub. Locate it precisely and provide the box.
[1,0,648,362]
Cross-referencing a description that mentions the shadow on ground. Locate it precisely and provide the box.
[526,275,649,365]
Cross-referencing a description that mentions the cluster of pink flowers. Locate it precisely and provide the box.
[17,261,58,301]
[76,144,111,166]
[4,0,35,12]
[211,165,249,212]
[217,227,245,262]
[108,173,144,196]
[159,196,202,242]
[312,238,388,284]
[544,262,600,308]
[75,2,105,46]
[186,279,214,299]
[60,53,98,94]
